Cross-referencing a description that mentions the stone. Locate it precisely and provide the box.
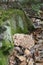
[13,34,35,49]
[28,58,34,65]
[20,61,27,65]
[38,40,43,44]
[16,55,26,62]
[14,47,23,55]
[24,49,31,56]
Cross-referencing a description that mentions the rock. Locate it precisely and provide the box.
[33,22,41,29]
[20,61,27,65]
[28,58,34,65]
[14,47,24,55]
[16,55,26,62]
[13,34,35,49]
[24,49,31,56]
[38,40,43,44]
[37,34,42,39]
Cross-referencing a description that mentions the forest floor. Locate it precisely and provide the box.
[9,17,43,65]
[0,2,43,65]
